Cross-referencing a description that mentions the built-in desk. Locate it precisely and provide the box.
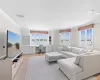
[21,45,53,54]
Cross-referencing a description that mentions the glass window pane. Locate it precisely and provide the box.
[80,28,93,48]
[30,33,49,45]
[60,32,70,45]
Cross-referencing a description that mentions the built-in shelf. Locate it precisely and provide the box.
[12,51,23,79]
[12,51,23,62]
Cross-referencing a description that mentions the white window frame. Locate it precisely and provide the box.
[30,33,49,45]
[60,32,70,45]
[79,28,93,48]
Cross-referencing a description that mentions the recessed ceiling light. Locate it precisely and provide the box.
[16,14,24,18]
[88,9,95,13]
[96,12,100,15]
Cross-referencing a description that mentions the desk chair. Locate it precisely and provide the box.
[39,45,45,54]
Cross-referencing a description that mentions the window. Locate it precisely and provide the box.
[80,30,85,45]
[80,28,93,48]
[30,33,49,45]
[60,32,70,45]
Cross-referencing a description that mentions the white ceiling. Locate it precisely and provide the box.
[0,0,100,30]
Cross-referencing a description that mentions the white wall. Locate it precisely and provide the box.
[20,27,30,36]
[54,28,79,47]
[20,27,53,54]
[20,27,30,45]
[51,28,79,49]
[93,22,100,50]
[41,22,100,51]
[20,27,53,46]
[69,22,100,50]
[0,10,20,80]
[0,10,21,57]
[0,10,20,34]
[70,28,79,47]
[20,27,33,54]
[52,29,60,51]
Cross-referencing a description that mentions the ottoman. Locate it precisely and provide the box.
[45,52,65,62]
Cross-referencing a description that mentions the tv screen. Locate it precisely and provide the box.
[7,30,20,58]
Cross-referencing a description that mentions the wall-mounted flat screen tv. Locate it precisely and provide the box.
[7,30,20,58]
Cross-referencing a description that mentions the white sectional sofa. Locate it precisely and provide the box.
[45,45,100,80]
[58,52,100,80]
[45,45,94,62]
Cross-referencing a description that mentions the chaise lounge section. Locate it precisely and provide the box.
[58,52,100,80]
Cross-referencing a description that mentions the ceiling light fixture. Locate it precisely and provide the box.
[88,9,95,13]
[96,12,100,15]
[16,14,24,18]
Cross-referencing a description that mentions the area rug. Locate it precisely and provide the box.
[25,56,96,80]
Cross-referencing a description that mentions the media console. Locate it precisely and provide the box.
[11,51,23,79]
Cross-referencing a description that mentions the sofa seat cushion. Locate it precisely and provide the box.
[61,51,79,57]
[58,58,82,75]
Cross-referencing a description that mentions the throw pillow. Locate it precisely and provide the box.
[83,48,93,53]
[74,56,81,65]
[79,49,84,54]
[87,49,93,52]
[68,46,72,52]
[83,48,88,53]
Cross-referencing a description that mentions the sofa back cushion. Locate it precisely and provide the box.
[72,47,84,54]
[68,46,72,52]
[63,45,72,52]
[57,46,64,52]
[63,46,69,51]
[84,48,93,53]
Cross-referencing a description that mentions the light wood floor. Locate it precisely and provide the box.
[97,75,100,80]
[13,54,100,80]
